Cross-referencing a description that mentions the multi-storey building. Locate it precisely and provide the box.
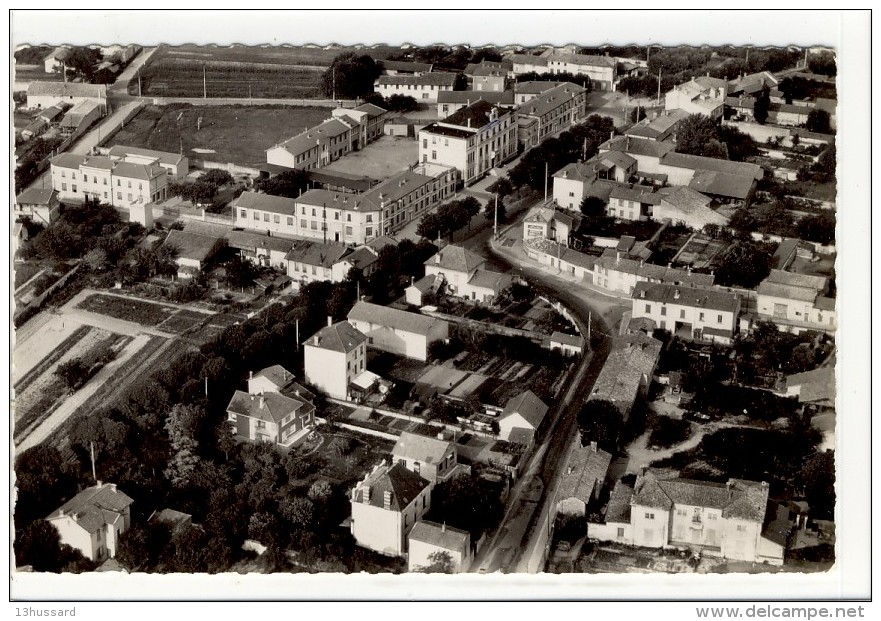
[631,282,742,345]
[373,73,456,103]
[107,145,189,180]
[756,269,836,335]
[303,320,368,400]
[50,153,168,208]
[516,82,588,150]
[418,100,518,185]
[45,483,133,563]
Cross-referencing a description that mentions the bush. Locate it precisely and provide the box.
[646,415,692,449]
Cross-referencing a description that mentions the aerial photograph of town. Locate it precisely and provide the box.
[8,9,870,612]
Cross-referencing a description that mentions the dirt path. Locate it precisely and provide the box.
[623,420,755,473]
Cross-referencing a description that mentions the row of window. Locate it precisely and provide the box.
[59,169,146,189]
[645,304,725,324]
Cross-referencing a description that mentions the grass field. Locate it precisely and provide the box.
[322,135,418,180]
[77,293,177,325]
[13,262,43,289]
[109,104,331,167]
[135,44,402,99]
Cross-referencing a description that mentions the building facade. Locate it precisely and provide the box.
[50,153,168,208]
[45,483,133,562]
[631,282,741,344]
[516,82,588,150]
[303,320,369,400]
[347,301,449,362]
[374,73,456,103]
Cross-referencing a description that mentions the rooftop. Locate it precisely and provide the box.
[348,301,445,337]
[660,152,764,181]
[549,52,617,69]
[251,364,297,390]
[588,334,662,415]
[558,442,613,504]
[352,462,430,511]
[688,170,757,201]
[501,390,549,429]
[284,239,351,269]
[270,117,355,157]
[442,99,509,130]
[600,135,676,159]
[409,520,470,551]
[425,244,485,274]
[108,144,186,166]
[28,80,107,99]
[516,82,586,119]
[551,331,583,347]
[226,230,296,254]
[227,390,313,424]
[467,268,513,292]
[379,59,433,73]
[375,73,457,87]
[632,282,741,313]
[16,188,57,206]
[514,80,564,94]
[604,481,634,523]
[296,188,382,213]
[594,255,716,288]
[163,229,222,262]
[305,321,367,353]
[46,483,133,534]
[392,431,452,465]
[437,90,515,106]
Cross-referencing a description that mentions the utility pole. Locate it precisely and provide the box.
[588,311,591,341]
[332,66,336,102]
[493,194,498,240]
[203,65,207,99]
[137,68,142,97]
[295,319,299,350]
[249,84,252,106]
[656,69,661,106]
[544,162,548,204]
[204,377,208,397]
[90,441,97,483]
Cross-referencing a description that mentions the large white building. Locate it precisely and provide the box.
[45,483,133,562]
[418,100,518,185]
[303,320,368,400]
[347,301,449,362]
[107,145,189,180]
[664,76,728,119]
[631,282,741,345]
[374,73,456,103]
[27,80,107,111]
[50,153,168,208]
[516,82,588,150]
[756,269,836,334]
[408,520,472,573]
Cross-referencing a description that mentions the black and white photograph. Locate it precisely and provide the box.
[7,8,871,614]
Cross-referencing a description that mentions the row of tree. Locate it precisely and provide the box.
[415,196,481,241]
[676,114,759,161]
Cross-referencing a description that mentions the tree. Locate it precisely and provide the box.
[280,497,316,529]
[714,240,774,289]
[580,195,607,218]
[487,177,513,202]
[224,255,257,289]
[200,169,234,187]
[483,198,506,224]
[753,85,771,125]
[576,399,624,452]
[800,451,835,520]
[253,169,310,199]
[805,109,831,135]
[807,51,837,77]
[717,125,759,162]
[55,357,91,391]
[416,212,445,241]
[385,94,418,112]
[676,114,726,159]
[811,146,836,183]
[322,53,381,99]
[15,520,65,572]
[429,473,503,539]
[417,550,455,574]
[164,404,203,488]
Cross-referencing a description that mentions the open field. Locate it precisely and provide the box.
[108,104,331,167]
[77,293,178,325]
[135,44,402,99]
[322,135,418,180]
[13,262,43,289]
[673,233,729,268]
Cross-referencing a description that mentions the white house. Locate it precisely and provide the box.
[350,462,432,557]
[15,188,61,226]
[391,431,467,485]
[756,269,836,334]
[45,482,133,562]
[408,520,472,573]
[226,390,315,448]
[50,153,168,208]
[664,76,728,119]
[516,82,587,150]
[284,239,351,289]
[347,301,449,362]
[424,244,513,304]
[498,390,549,445]
[631,282,742,345]
[556,441,613,516]
[303,320,368,400]
[107,145,189,180]
[374,73,456,103]
[43,46,71,73]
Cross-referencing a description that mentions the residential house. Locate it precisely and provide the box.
[782,366,835,409]
[769,103,811,127]
[664,76,727,119]
[45,483,133,562]
[374,73,457,103]
[523,240,597,281]
[590,469,784,565]
[655,152,763,205]
[284,239,351,288]
[424,244,513,304]
[508,53,550,77]
[359,166,459,236]
[631,282,742,344]
[20,117,47,140]
[50,153,169,208]
[522,203,581,245]
[464,62,508,92]
[247,364,314,400]
[498,390,549,445]
[587,334,662,421]
[756,269,836,334]
[419,100,518,185]
[162,229,224,278]
[226,230,295,271]
[27,81,107,111]
[350,462,432,557]
[379,60,433,76]
[292,188,384,245]
[552,154,637,211]
[15,188,61,226]
[436,90,515,117]
[408,520,472,573]
[512,80,564,104]
[557,441,613,517]
[654,186,729,230]
[606,185,661,221]
[592,253,715,296]
[405,274,444,307]
[226,390,315,448]
[232,191,299,238]
[303,320,369,400]
[546,53,617,90]
[331,103,389,148]
[107,145,189,180]
[623,111,688,142]
[516,82,587,150]
[391,431,466,485]
[728,71,779,98]
[58,100,102,137]
[587,480,635,543]
[347,301,448,362]
[549,331,583,357]
[598,135,676,175]
[148,508,193,534]
[43,46,71,73]
[38,105,66,126]
[331,245,379,282]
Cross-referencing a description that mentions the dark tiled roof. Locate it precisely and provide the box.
[226,390,313,424]
[661,152,764,181]
[16,188,56,205]
[688,170,756,201]
[305,321,367,353]
[425,245,485,274]
[632,282,741,313]
[47,484,133,534]
[163,229,222,262]
[516,83,585,119]
[284,239,350,269]
[252,364,296,390]
[558,443,613,503]
[601,135,676,159]
[604,481,634,523]
[392,431,452,465]
[501,390,549,429]
[376,73,456,87]
[28,81,106,98]
[352,463,430,511]
[234,191,298,216]
[443,99,507,129]
[437,90,515,106]
[633,470,770,522]
[348,301,444,336]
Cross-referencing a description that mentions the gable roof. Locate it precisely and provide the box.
[517,82,586,119]
[594,255,715,288]
[604,481,634,523]
[284,239,351,269]
[509,54,549,68]
[632,282,741,313]
[409,520,470,551]
[46,484,133,534]
[305,321,367,353]
[425,245,485,274]
[392,431,452,465]
[348,301,444,336]
[688,170,757,201]
[338,246,378,271]
[549,52,617,69]
[375,73,457,87]
[501,390,549,429]
[600,135,676,159]
[226,390,312,424]
[270,118,354,157]
[443,99,507,129]
[163,229,222,262]
[352,462,430,511]
[252,364,296,389]
[437,90,515,106]
[588,334,662,413]
[353,102,388,116]
[660,152,764,181]
[467,268,513,292]
[551,331,582,347]
[361,170,435,207]
[28,81,107,99]
[226,230,296,255]
[379,59,433,74]
[234,191,298,216]
[558,442,613,503]
[16,188,57,206]
[785,365,835,404]
[108,144,186,166]
[514,80,564,94]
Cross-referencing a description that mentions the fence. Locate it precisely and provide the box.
[13,261,83,325]
[749,232,836,255]
[338,422,400,442]
[200,159,263,177]
[150,97,359,108]
[421,309,546,343]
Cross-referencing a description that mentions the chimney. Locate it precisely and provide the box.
[363,485,371,503]
[259,395,266,409]
[383,490,393,510]
[674,289,680,300]
[327,316,333,327]
[639,289,645,298]
[435,253,441,264]
[313,335,319,346]
[249,371,253,380]
[590,441,597,453]
[467,118,471,128]
[109,483,117,492]
[442,522,446,532]
[97,480,103,488]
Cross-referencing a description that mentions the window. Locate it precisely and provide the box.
[432,151,437,160]
[736,525,746,532]
[414,462,421,474]
[301,219,307,228]
[366,214,373,223]
[312,208,316,217]
[569,192,574,197]
[311,266,317,275]
[699,312,705,321]
[128,181,131,188]
[422,139,428,148]
[717,314,723,323]
[334,212,340,220]
[346,214,351,222]
[73,185,77,193]
[61,171,66,178]
[128,193,133,201]
[256,420,266,429]
[103,178,107,185]
[645,304,651,313]
[645,512,654,520]
[264,213,270,222]
[661,306,667,316]
[228,413,237,422]
[62,183,67,191]
[93,176,98,183]
[680,309,685,319]
[274,215,280,224]
[240,209,247,218]
[287,217,294,226]
[310,221,317,230]
[345,226,353,236]
[117,192,121,199]
[617,527,625,538]
[301,207,306,215]
[104,192,108,199]
[366,227,373,237]
[422,93,429,99]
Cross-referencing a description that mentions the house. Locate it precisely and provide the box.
[331,245,379,282]
[587,334,662,421]
[512,80,564,104]
[769,103,811,127]
[405,274,444,307]
[522,203,581,245]
[148,508,193,534]
[27,81,107,111]
[374,73,457,103]
[15,188,61,226]
[293,188,383,246]
[303,320,368,400]
[424,244,512,304]
[624,111,687,142]
[654,186,729,230]
[226,230,295,271]
[379,59,433,76]
[107,145,189,180]
[247,364,311,398]
[391,431,466,485]
[50,153,169,208]
[498,390,549,445]
[756,269,836,334]
[556,441,613,516]
[632,282,741,344]
[436,90,515,117]
[284,239,351,288]
[43,46,72,73]
[232,191,299,238]
[162,229,224,278]
[384,116,414,138]
[516,82,588,150]
[664,77,726,119]
[408,520,472,573]
[587,480,635,543]
[418,100,518,185]
[58,100,102,137]
[589,469,784,565]
[45,482,133,562]
[782,366,835,408]
[545,53,617,90]
[508,53,550,77]
[226,389,315,448]
[606,185,661,221]
[464,62,508,93]
[549,331,583,357]
[350,462,432,557]
[728,71,779,98]
[598,135,676,175]
[551,154,638,211]
[20,117,47,140]
[332,103,388,148]
[347,301,448,362]
[655,152,763,205]
[38,105,66,126]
